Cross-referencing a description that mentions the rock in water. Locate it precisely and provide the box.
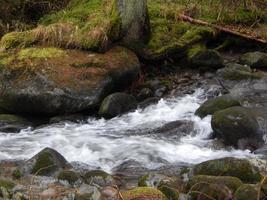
[0,46,140,115]
[211,106,267,150]
[98,93,137,119]
[112,0,150,45]
[239,51,267,68]
[20,147,68,176]
[195,94,241,118]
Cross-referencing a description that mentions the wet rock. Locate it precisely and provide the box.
[155,86,167,98]
[49,114,85,124]
[211,106,266,149]
[187,175,243,200]
[0,46,140,115]
[190,50,224,70]
[234,184,262,200]
[20,147,68,176]
[0,114,32,133]
[100,186,119,200]
[155,120,194,138]
[240,52,267,68]
[193,157,262,183]
[98,93,137,119]
[75,184,101,200]
[58,170,80,185]
[216,63,263,88]
[195,94,241,118]
[138,173,169,187]
[83,170,115,187]
[138,97,160,109]
[121,187,167,200]
[229,77,267,107]
[136,88,153,101]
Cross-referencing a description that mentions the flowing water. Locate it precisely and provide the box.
[0,88,253,172]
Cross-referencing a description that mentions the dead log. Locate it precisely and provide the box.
[179,14,267,44]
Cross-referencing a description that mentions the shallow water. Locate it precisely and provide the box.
[0,88,253,172]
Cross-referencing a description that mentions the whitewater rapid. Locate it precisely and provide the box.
[0,89,253,172]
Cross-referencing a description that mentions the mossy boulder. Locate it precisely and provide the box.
[211,106,266,149]
[20,147,68,176]
[0,114,32,133]
[187,175,243,200]
[195,94,241,118]
[0,46,140,115]
[83,170,115,187]
[217,63,263,81]
[122,187,168,200]
[189,49,224,70]
[58,170,80,185]
[98,93,137,119]
[240,52,267,68]
[193,157,262,183]
[234,184,263,200]
[75,185,101,200]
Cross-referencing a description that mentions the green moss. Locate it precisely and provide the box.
[193,158,262,183]
[195,95,241,118]
[122,187,167,200]
[158,185,179,200]
[138,174,149,187]
[0,179,15,190]
[58,170,79,185]
[234,184,260,200]
[18,47,66,60]
[12,169,21,180]
[0,31,35,50]
[0,114,27,123]
[223,70,264,80]
[187,43,206,59]
[31,151,55,175]
[187,175,243,199]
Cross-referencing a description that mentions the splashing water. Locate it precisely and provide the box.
[0,89,253,172]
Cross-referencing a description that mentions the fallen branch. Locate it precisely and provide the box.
[179,14,267,44]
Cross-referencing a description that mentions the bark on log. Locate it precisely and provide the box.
[179,14,267,44]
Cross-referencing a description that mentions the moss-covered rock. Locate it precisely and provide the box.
[99,92,137,119]
[158,185,179,200]
[189,49,224,70]
[234,184,262,200]
[84,170,114,187]
[193,157,262,183]
[217,63,263,81]
[240,52,267,68]
[0,46,140,115]
[58,170,79,185]
[122,187,168,200]
[0,114,32,133]
[21,147,68,176]
[187,175,243,200]
[211,106,266,149]
[195,94,241,118]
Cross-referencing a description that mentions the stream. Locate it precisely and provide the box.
[0,88,254,172]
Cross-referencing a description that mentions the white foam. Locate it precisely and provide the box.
[0,89,254,172]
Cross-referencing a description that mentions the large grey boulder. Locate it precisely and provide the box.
[112,0,150,45]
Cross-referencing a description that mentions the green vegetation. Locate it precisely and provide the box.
[18,47,66,60]
[122,187,168,200]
